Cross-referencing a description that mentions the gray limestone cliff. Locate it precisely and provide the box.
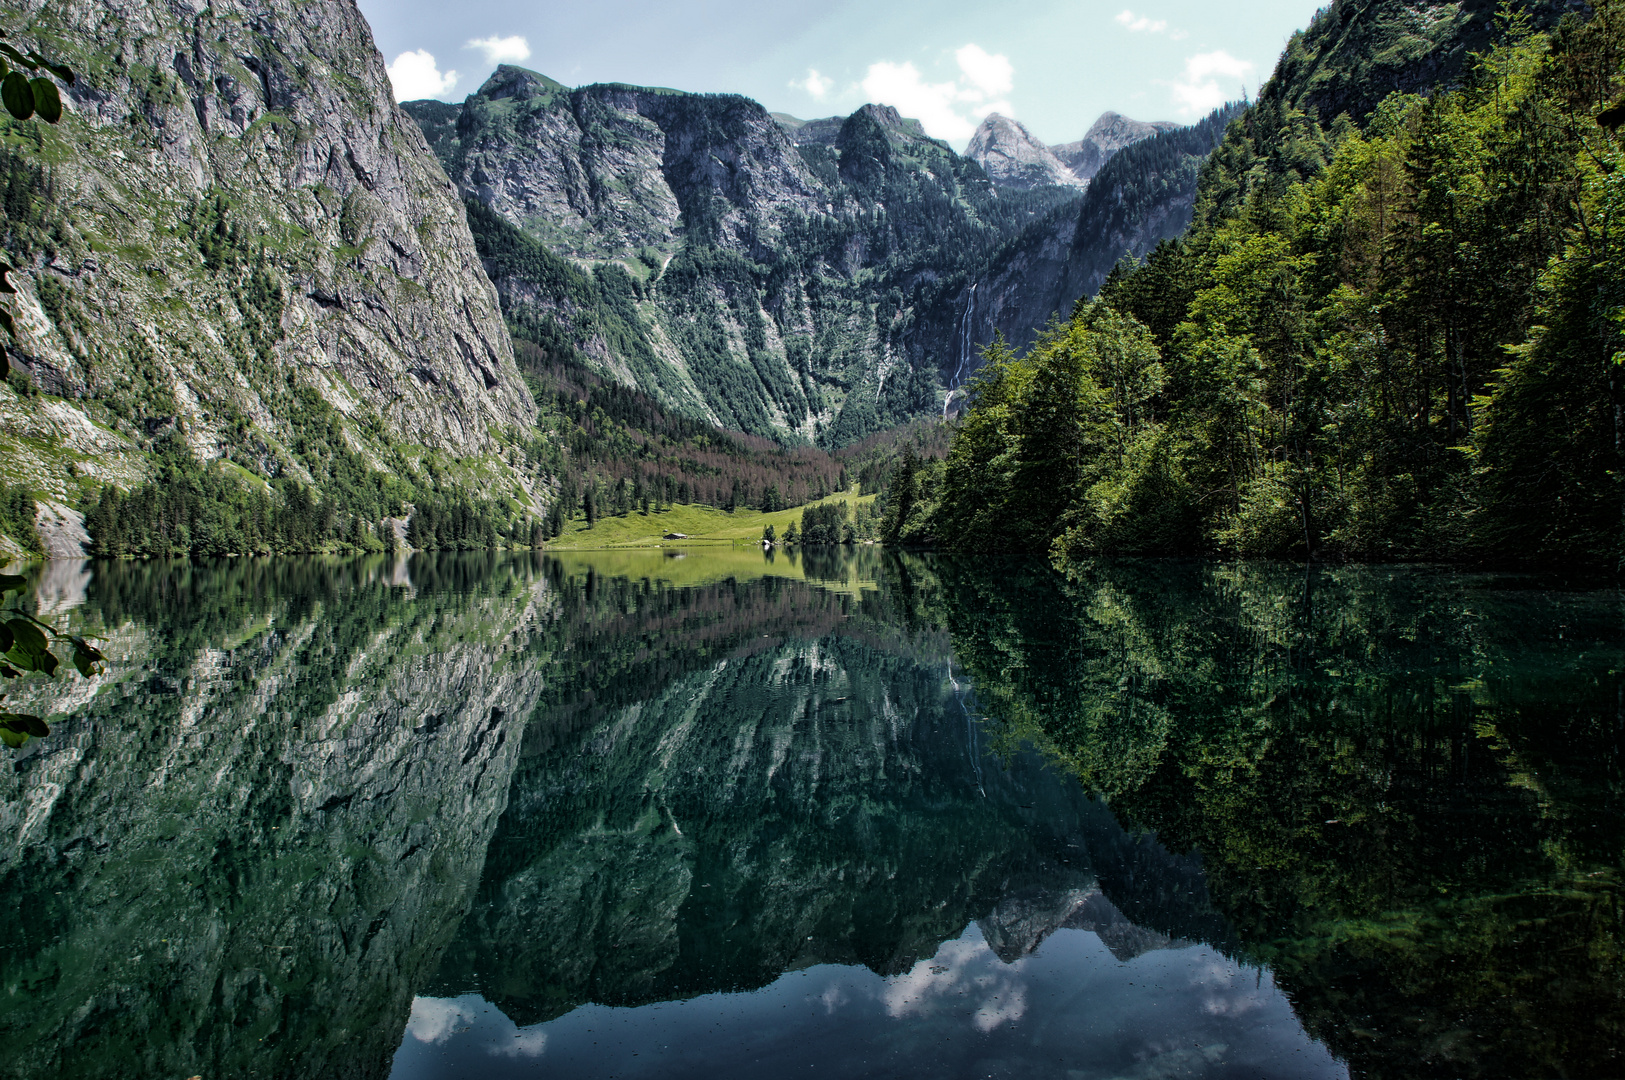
[407,76,1081,445]
[966,110,1177,193]
[0,0,536,507]
[940,103,1242,405]
[407,73,1234,434]
[1051,111,1179,184]
[965,113,1086,191]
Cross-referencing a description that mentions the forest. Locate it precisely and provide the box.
[891,5,1625,565]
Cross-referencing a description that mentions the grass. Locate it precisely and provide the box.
[545,486,876,550]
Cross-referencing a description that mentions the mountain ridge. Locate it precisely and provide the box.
[0,0,542,546]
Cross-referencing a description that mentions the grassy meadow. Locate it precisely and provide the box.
[545,487,876,550]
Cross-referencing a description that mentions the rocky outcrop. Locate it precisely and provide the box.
[1051,111,1179,184]
[0,0,535,503]
[32,499,90,558]
[965,113,1086,191]
[939,104,1241,391]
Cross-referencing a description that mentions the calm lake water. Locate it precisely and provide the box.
[0,550,1621,1079]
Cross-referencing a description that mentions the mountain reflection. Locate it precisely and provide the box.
[0,551,1619,1079]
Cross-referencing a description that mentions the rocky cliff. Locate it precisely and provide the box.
[965,113,1085,191]
[0,0,536,511]
[966,110,1177,192]
[1050,111,1179,184]
[406,71,1242,438]
[408,76,1089,445]
[938,104,1241,398]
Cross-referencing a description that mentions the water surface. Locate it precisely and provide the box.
[0,551,1619,1079]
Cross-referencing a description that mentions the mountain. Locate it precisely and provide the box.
[5,0,1479,550]
[964,113,1085,191]
[939,103,1241,392]
[407,75,1092,446]
[0,0,537,524]
[1051,111,1180,183]
[966,110,1178,192]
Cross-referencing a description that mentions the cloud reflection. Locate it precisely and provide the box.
[881,931,1029,1032]
[406,996,479,1044]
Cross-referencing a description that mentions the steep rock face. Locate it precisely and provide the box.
[408,75,1079,445]
[1263,0,1585,126]
[408,71,1241,433]
[938,105,1241,404]
[965,113,1085,191]
[1051,111,1178,184]
[0,554,550,1079]
[0,0,535,502]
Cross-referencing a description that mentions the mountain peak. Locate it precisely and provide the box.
[965,113,1086,191]
[476,65,568,102]
[853,103,930,140]
[1081,111,1179,154]
[1051,111,1178,184]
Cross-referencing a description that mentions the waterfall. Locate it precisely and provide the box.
[944,282,978,419]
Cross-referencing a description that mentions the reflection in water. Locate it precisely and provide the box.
[0,551,1618,1078]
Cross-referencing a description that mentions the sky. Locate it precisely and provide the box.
[356,0,1326,149]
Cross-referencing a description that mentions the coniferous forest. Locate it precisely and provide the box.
[887,5,1625,566]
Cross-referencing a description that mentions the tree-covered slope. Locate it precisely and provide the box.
[902,0,1623,565]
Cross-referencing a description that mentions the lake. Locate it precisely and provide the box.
[0,550,1620,1078]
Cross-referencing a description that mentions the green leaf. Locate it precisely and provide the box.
[0,726,26,748]
[0,712,49,737]
[29,77,60,124]
[0,625,12,655]
[6,618,46,657]
[25,54,73,87]
[0,263,18,294]
[0,574,24,595]
[70,638,105,677]
[2,71,33,120]
[3,617,55,675]
[0,45,35,73]
[0,665,21,679]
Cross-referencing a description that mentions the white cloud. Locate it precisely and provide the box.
[955,44,1012,98]
[793,68,834,100]
[386,50,458,101]
[859,43,1015,144]
[1116,9,1169,33]
[466,35,531,66]
[1168,50,1253,117]
[862,61,972,140]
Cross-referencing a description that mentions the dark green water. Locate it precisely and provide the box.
[0,551,1620,1079]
